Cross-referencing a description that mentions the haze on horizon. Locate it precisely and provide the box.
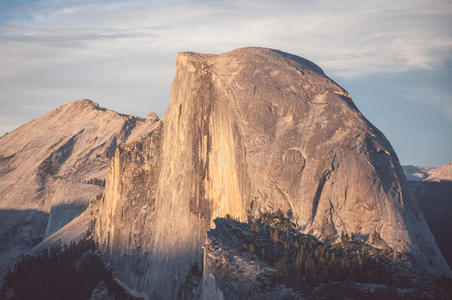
[0,0,451,167]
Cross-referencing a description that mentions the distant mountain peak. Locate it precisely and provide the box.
[0,98,159,283]
[403,162,452,182]
[59,98,99,108]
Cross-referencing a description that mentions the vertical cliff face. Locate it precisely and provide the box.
[96,120,164,294]
[95,47,451,299]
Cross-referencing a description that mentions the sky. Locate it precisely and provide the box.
[0,0,451,167]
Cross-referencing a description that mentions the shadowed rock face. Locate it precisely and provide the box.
[0,99,158,283]
[95,47,451,299]
[408,180,452,269]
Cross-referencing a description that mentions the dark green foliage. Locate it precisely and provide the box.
[0,238,138,300]
[212,213,452,299]
[254,212,392,286]
[38,156,58,176]
[83,178,106,187]
[224,212,405,290]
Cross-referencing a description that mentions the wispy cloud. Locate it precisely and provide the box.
[0,0,451,130]
[0,0,451,165]
[1,0,451,78]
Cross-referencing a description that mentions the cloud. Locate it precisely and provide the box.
[1,0,451,77]
[0,0,451,136]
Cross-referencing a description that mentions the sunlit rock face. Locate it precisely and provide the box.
[425,162,452,182]
[0,99,157,284]
[95,47,451,299]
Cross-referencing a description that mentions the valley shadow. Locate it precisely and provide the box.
[409,180,452,269]
[0,202,89,252]
[102,248,204,299]
[0,209,49,252]
[0,202,90,285]
[0,208,49,287]
[45,202,88,236]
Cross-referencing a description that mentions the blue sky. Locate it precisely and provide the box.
[0,0,451,166]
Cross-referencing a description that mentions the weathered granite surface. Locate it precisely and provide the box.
[95,47,451,299]
[0,99,157,284]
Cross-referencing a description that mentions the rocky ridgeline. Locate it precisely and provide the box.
[0,99,159,285]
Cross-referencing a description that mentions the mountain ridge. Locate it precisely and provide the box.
[403,162,452,182]
[0,98,158,285]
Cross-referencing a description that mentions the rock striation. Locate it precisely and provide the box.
[95,47,451,299]
[0,99,157,283]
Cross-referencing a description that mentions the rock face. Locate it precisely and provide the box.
[403,162,452,182]
[403,162,452,269]
[201,217,410,300]
[426,162,452,182]
[403,165,432,181]
[202,218,304,300]
[95,47,451,299]
[0,99,157,283]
